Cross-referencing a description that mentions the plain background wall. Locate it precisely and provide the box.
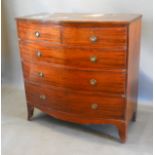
[2,0,153,105]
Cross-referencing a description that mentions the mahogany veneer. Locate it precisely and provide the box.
[16,13,142,143]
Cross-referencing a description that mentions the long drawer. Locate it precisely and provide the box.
[25,82,126,119]
[22,62,126,94]
[19,41,127,70]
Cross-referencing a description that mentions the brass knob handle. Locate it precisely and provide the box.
[40,95,46,100]
[91,103,98,110]
[90,79,97,86]
[35,31,40,38]
[90,56,97,63]
[38,72,44,78]
[36,51,42,57]
[90,36,97,42]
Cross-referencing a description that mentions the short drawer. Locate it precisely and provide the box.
[16,20,61,42]
[63,26,127,50]
[19,41,127,70]
[25,82,126,119]
[22,62,126,94]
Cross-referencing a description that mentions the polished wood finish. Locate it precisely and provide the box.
[16,13,142,143]
[126,19,142,122]
[19,41,127,70]
[25,82,126,119]
[22,62,126,94]
[16,20,61,42]
[16,13,142,25]
[27,103,34,121]
[62,26,127,49]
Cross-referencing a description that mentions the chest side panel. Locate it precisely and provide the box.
[126,19,142,121]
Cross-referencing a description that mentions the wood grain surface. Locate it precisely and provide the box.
[17,20,61,42]
[62,26,127,49]
[25,82,126,119]
[19,41,127,70]
[16,13,142,143]
[22,61,126,94]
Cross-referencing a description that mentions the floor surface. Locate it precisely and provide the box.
[2,87,153,155]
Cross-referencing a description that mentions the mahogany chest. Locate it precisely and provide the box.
[16,13,142,143]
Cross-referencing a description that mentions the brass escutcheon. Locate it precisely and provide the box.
[35,31,40,38]
[91,103,98,110]
[90,55,97,63]
[38,72,44,77]
[90,36,97,42]
[90,79,97,86]
[40,95,46,100]
[36,51,42,57]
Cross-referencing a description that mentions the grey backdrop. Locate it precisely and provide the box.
[2,0,153,105]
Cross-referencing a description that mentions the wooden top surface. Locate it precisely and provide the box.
[16,13,142,24]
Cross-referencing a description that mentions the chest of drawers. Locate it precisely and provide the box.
[16,13,142,143]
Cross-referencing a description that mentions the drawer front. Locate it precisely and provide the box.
[17,20,61,42]
[19,41,126,70]
[63,26,127,49]
[22,62,126,94]
[25,82,125,119]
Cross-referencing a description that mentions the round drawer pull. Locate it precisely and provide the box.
[91,103,98,110]
[38,72,44,78]
[35,31,40,38]
[90,79,97,86]
[90,36,97,42]
[90,56,97,63]
[36,51,42,57]
[40,95,46,100]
